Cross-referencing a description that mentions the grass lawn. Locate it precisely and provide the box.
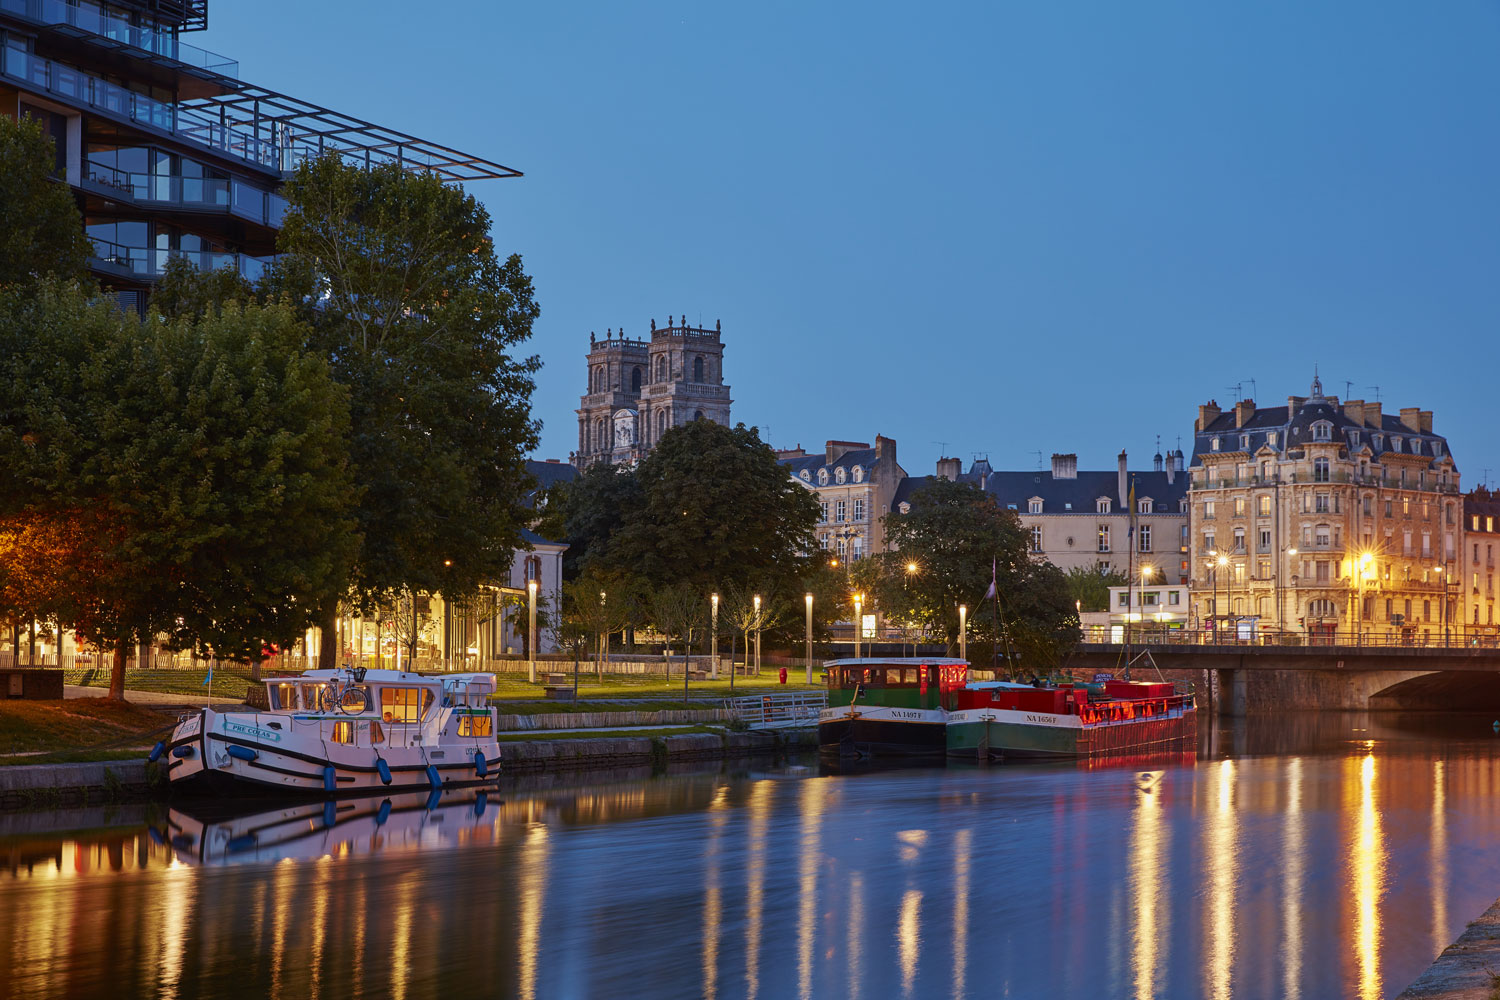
[64,667,267,701]
[0,698,176,764]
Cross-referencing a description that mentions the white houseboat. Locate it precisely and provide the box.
[152,668,501,794]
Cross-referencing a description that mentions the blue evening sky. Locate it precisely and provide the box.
[201,3,1500,484]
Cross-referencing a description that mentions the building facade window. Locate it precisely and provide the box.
[819,502,828,523]
[852,498,865,522]
[1258,496,1271,516]
[1204,501,1216,519]
[1139,525,1151,552]
[1097,525,1111,553]
[835,499,846,522]
[1029,499,1043,514]
[1097,498,1111,514]
[1313,458,1330,482]
[1138,499,1152,514]
[1029,525,1042,552]
[835,467,846,484]
[1234,497,1245,517]
[1233,527,1245,552]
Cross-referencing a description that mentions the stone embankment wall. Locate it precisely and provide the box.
[1396,895,1500,998]
[0,761,153,810]
[501,730,804,772]
[498,708,732,730]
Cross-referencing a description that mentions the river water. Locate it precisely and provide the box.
[5,713,1500,999]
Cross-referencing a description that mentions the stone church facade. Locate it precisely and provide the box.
[572,315,733,468]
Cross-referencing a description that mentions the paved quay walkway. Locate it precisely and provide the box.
[1397,896,1500,999]
[63,685,245,707]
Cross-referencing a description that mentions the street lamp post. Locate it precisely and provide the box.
[598,590,607,680]
[805,593,814,684]
[753,594,761,677]
[905,562,918,656]
[527,579,538,683]
[1215,554,1228,641]
[1284,547,1299,635]
[1140,565,1155,642]
[858,593,870,665]
[959,604,968,663]
[711,593,719,679]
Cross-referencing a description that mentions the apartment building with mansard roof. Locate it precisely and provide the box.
[779,437,905,564]
[891,450,1191,583]
[1462,488,1500,640]
[1188,375,1461,639]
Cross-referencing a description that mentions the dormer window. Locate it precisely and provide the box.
[1211,437,1220,451]
[1240,434,1250,450]
[1349,431,1360,448]
[835,467,847,484]
[817,468,828,485]
[1392,436,1403,453]
[1374,434,1384,450]
[1411,439,1423,455]
[1096,498,1111,514]
[1433,441,1444,458]
[852,465,864,483]
[1138,498,1152,514]
[798,470,810,482]
[1312,421,1332,442]
[1028,498,1043,514]
[1179,499,1189,513]
[1268,431,1278,447]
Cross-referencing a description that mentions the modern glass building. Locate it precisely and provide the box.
[0,0,518,311]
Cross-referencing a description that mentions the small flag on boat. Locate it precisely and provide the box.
[202,669,211,687]
[983,556,997,601]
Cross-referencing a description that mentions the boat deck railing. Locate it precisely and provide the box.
[725,691,828,730]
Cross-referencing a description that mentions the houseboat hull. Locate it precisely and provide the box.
[818,705,948,757]
[946,705,1197,760]
[161,709,501,796]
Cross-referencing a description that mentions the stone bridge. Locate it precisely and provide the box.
[1066,642,1500,716]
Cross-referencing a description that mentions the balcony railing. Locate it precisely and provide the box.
[80,163,289,227]
[1,0,238,78]
[88,238,270,283]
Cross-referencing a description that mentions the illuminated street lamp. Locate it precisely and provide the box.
[527,579,538,683]
[753,593,761,676]
[711,593,720,680]
[1216,554,1229,641]
[858,590,870,659]
[804,593,814,684]
[959,604,968,663]
[1138,565,1155,643]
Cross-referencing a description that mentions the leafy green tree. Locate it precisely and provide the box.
[604,420,819,594]
[0,116,91,288]
[541,461,643,580]
[880,478,1078,658]
[151,254,256,320]
[646,582,704,703]
[1064,565,1128,613]
[0,286,357,695]
[559,571,642,679]
[267,154,541,661]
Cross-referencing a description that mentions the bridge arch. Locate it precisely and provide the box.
[1368,671,1500,711]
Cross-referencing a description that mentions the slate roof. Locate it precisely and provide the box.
[890,464,1189,514]
[1190,381,1455,470]
[526,459,578,492]
[780,448,881,482]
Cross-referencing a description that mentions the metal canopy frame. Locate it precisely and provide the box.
[179,84,522,183]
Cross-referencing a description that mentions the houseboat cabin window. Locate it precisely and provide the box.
[300,683,326,711]
[331,721,357,744]
[369,721,385,744]
[457,714,493,737]
[271,682,298,710]
[381,686,432,723]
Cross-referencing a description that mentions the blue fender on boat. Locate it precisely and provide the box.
[322,765,337,792]
[376,799,392,826]
[474,749,487,778]
[147,741,166,763]
[376,758,392,785]
[226,834,257,853]
[425,763,442,790]
[227,745,257,761]
[171,745,195,759]
[322,800,337,828]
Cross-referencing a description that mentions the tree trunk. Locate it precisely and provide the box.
[249,657,261,683]
[318,603,339,670]
[108,642,127,700]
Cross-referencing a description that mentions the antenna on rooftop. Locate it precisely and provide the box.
[1367,385,1382,402]
[1344,379,1354,399]
[1030,450,1044,471]
[1484,468,1493,490]
[1225,382,1243,402]
[1245,379,1257,400]
[933,440,950,456]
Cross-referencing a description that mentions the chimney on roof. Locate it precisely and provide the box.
[1050,453,1077,479]
[936,457,962,481]
[1420,410,1433,433]
[1400,407,1422,433]
[875,434,896,470]
[1344,399,1366,428]
[1234,399,1256,428]
[1287,395,1305,421]
[545,458,560,464]
[1117,450,1128,508]
[1165,452,1176,485]
[1196,401,1222,432]
[1365,401,1382,429]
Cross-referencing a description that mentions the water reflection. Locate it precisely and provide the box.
[7,721,1500,998]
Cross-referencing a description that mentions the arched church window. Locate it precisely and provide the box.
[656,357,667,382]
[694,410,704,421]
[631,367,642,392]
[657,409,667,438]
[693,356,704,382]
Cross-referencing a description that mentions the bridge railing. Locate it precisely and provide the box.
[1082,628,1499,650]
[725,691,827,730]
